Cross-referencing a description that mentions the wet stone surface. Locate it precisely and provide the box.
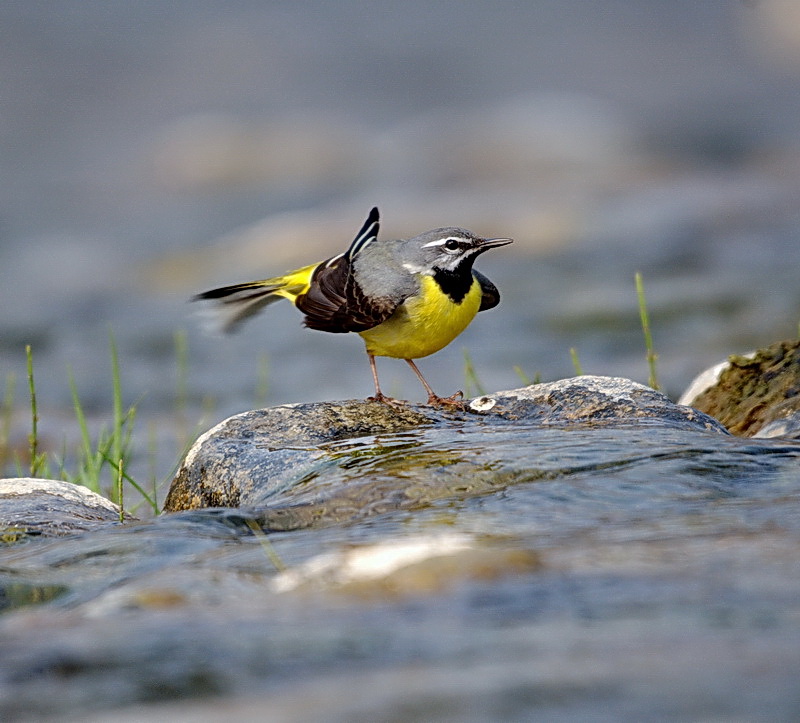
[1,377,799,720]
[0,478,126,540]
[165,377,726,523]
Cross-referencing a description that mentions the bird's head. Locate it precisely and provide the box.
[403,228,513,276]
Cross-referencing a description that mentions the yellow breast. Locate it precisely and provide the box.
[359,274,483,359]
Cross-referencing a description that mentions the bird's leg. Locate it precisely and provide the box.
[404,359,464,408]
[366,354,404,406]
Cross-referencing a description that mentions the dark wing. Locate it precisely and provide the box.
[474,270,500,311]
[296,207,398,333]
[345,206,380,260]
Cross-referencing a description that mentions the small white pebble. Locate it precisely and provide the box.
[469,396,496,412]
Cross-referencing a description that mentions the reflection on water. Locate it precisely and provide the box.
[0,582,69,613]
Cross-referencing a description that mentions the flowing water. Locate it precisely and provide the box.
[1,421,799,720]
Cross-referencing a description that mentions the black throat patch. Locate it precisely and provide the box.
[432,262,475,304]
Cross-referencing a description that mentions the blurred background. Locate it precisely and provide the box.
[1,1,799,484]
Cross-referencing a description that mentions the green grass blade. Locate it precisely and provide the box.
[462,348,486,396]
[25,345,49,477]
[244,518,286,572]
[147,421,159,512]
[116,456,124,522]
[513,365,540,386]
[109,329,124,484]
[68,369,103,492]
[100,450,159,514]
[26,344,38,476]
[570,347,583,376]
[635,272,660,390]
[512,365,532,386]
[0,372,15,474]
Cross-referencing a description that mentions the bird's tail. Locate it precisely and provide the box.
[193,263,318,333]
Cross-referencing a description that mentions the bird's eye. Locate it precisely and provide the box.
[444,239,461,251]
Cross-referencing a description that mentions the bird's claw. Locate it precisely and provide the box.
[425,390,466,409]
[367,393,407,408]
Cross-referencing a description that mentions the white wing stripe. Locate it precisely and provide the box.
[347,220,379,258]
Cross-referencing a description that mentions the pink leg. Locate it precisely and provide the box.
[366,354,404,406]
[405,359,464,408]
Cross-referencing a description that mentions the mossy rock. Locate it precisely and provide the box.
[690,339,800,437]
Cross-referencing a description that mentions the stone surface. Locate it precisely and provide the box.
[680,339,800,437]
[165,376,727,515]
[0,478,126,539]
[164,400,431,511]
[467,375,725,430]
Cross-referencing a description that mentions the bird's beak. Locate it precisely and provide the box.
[479,237,513,249]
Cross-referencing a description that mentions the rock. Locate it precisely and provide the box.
[0,478,127,539]
[679,339,800,437]
[467,375,725,430]
[677,359,738,407]
[163,400,431,512]
[165,376,727,517]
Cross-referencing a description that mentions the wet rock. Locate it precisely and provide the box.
[164,400,431,512]
[679,339,800,438]
[165,376,727,516]
[0,478,126,539]
[467,375,725,431]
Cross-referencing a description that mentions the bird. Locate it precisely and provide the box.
[194,207,512,406]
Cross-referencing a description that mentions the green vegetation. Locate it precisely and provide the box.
[569,347,583,376]
[636,271,660,390]
[26,345,48,477]
[513,365,540,386]
[244,517,286,572]
[462,348,486,397]
[3,332,196,518]
[0,374,13,473]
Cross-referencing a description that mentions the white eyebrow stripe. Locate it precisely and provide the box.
[421,237,465,249]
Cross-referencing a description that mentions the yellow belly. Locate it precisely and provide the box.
[359,274,482,359]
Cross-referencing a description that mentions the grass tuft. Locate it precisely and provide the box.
[13,332,160,516]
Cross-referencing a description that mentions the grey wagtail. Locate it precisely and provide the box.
[195,207,512,406]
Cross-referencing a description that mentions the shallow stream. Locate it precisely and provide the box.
[1,421,799,720]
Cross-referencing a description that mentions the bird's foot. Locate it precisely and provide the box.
[367,393,407,408]
[425,390,466,410]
